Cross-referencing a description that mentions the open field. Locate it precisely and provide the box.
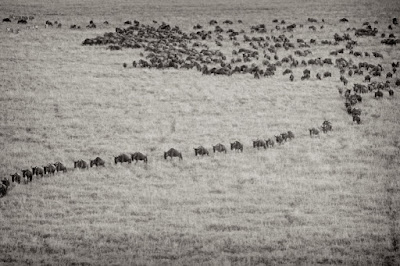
[1,0,400,265]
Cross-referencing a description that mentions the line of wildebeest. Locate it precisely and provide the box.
[0,121,333,198]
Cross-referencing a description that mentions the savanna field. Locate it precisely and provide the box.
[0,0,400,265]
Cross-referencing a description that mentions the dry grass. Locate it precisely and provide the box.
[0,0,400,265]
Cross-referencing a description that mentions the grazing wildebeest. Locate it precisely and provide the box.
[287,131,295,139]
[290,74,294,81]
[194,146,209,156]
[54,162,67,172]
[164,148,183,160]
[18,19,27,24]
[389,89,394,96]
[131,152,148,163]
[114,154,132,164]
[213,143,227,153]
[3,18,11,22]
[353,115,361,124]
[11,173,21,184]
[90,157,105,167]
[266,138,275,148]
[364,75,371,82]
[44,164,56,175]
[253,140,266,149]
[275,135,284,144]
[45,20,53,26]
[309,128,319,137]
[22,169,33,183]
[387,72,393,78]
[316,73,321,80]
[230,141,243,152]
[32,166,44,177]
[74,160,89,169]
[375,90,383,98]
[323,72,332,78]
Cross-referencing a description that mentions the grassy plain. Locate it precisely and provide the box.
[0,0,399,265]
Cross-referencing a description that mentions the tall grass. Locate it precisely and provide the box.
[0,0,399,264]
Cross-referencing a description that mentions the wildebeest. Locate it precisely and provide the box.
[74,160,89,169]
[230,141,243,152]
[164,148,183,160]
[253,139,266,149]
[321,121,332,133]
[290,74,294,81]
[32,166,44,177]
[281,132,289,142]
[114,154,132,164]
[287,131,295,139]
[266,138,275,148]
[131,152,148,163]
[11,173,21,184]
[375,90,383,98]
[44,164,56,175]
[22,169,33,183]
[309,128,319,137]
[3,18,11,22]
[194,146,209,156]
[213,143,227,153]
[353,115,361,124]
[90,157,105,167]
[275,135,284,144]
[389,89,394,96]
[18,19,27,24]
[0,178,10,197]
[54,162,67,172]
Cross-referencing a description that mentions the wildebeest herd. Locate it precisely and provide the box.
[80,17,398,126]
[0,120,335,198]
[1,16,398,198]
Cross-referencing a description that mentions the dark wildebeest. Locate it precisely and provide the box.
[32,166,44,177]
[22,169,33,183]
[230,141,243,152]
[11,173,21,184]
[164,148,183,160]
[44,164,56,175]
[287,131,295,139]
[253,140,266,149]
[74,160,89,169]
[114,154,132,164]
[90,157,105,167]
[281,132,289,142]
[3,18,11,22]
[309,128,319,137]
[375,90,383,98]
[353,115,361,124]
[389,89,394,96]
[194,146,209,156]
[54,162,67,172]
[213,143,227,153]
[17,19,27,24]
[290,74,294,81]
[131,152,148,163]
[0,178,10,197]
[266,138,275,148]
[321,121,332,133]
[275,135,284,144]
